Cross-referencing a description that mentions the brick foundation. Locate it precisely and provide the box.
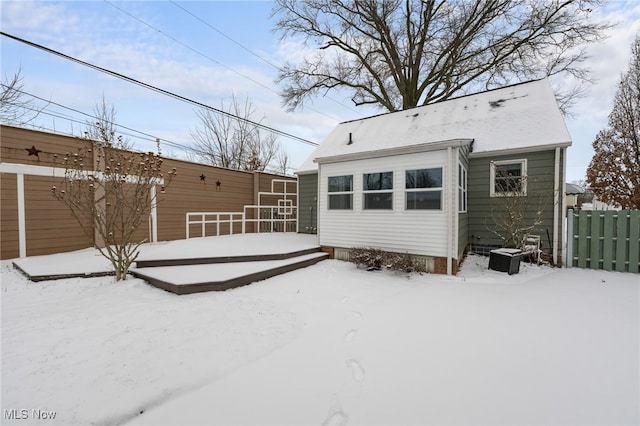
[325,245,459,275]
[434,257,458,274]
[321,246,335,259]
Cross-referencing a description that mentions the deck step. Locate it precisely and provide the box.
[130,252,329,295]
[135,247,323,268]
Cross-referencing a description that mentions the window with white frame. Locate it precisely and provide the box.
[328,175,353,209]
[405,168,442,210]
[458,163,467,212]
[363,172,393,210]
[490,159,527,196]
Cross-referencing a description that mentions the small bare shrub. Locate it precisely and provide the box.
[386,251,426,273]
[349,247,425,273]
[350,247,385,270]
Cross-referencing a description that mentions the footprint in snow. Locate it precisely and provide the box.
[322,410,349,426]
[346,359,365,382]
[343,329,357,343]
[322,396,349,426]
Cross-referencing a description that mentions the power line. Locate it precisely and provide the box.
[2,97,203,156]
[1,31,319,147]
[103,0,358,120]
[1,84,219,157]
[169,0,363,116]
[104,0,345,122]
[169,0,281,70]
[103,2,277,98]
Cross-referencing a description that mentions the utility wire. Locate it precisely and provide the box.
[170,1,279,67]
[103,2,276,99]
[1,31,319,147]
[3,99,201,155]
[2,85,215,156]
[105,0,343,121]
[169,0,363,116]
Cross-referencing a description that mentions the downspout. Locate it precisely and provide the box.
[316,166,321,244]
[553,146,560,265]
[453,148,460,273]
[561,148,567,267]
[447,146,453,275]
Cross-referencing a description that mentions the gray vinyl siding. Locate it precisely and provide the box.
[298,173,318,233]
[467,150,557,250]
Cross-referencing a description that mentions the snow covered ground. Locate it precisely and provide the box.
[1,236,638,426]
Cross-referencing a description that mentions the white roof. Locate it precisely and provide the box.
[297,79,571,174]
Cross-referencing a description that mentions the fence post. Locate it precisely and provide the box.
[566,209,573,268]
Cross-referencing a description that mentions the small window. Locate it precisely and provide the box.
[491,159,527,196]
[458,163,467,213]
[363,172,393,210]
[328,175,353,210]
[405,168,442,210]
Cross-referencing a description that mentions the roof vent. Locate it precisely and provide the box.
[347,132,353,145]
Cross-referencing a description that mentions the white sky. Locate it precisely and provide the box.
[1,0,639,181]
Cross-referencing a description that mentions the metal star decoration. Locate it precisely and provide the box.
[200,174,206,181]
[26,145,41,157]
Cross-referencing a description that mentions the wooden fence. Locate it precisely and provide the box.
[0,125,296,259]
[567,209,639,272]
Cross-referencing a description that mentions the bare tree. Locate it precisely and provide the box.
[83,95,134,150]
[191,94,281,171]
[52,122,176,281]
[272,147,292,176]
[272,0,611,114]
[0,68,47,125]
[587,34,640,210]
[486,176,550,250]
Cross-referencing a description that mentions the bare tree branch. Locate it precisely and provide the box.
[52,122,176,281]
[0,67,49,125]
[190,94,282,172]
[82,95,134,150]
[272,0,612,113]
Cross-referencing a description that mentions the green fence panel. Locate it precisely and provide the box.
[577,210,590,268]
[615,212,628,272]
[591,212,603,269]
[570,210,639,273]
[629,211,640,273]
[602,212,614,271]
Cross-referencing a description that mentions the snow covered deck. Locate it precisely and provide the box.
[13,233,328,294]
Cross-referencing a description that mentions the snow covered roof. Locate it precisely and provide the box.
[297,79,572,174]
[565,183,585,194]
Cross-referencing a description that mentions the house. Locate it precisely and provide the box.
[565,183,621,211]
[566,182,585,210]
[297,79,572,274]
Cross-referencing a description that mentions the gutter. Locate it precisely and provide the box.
[469,142,572,158]
[314,138,474,165]
[561,148,567,267]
